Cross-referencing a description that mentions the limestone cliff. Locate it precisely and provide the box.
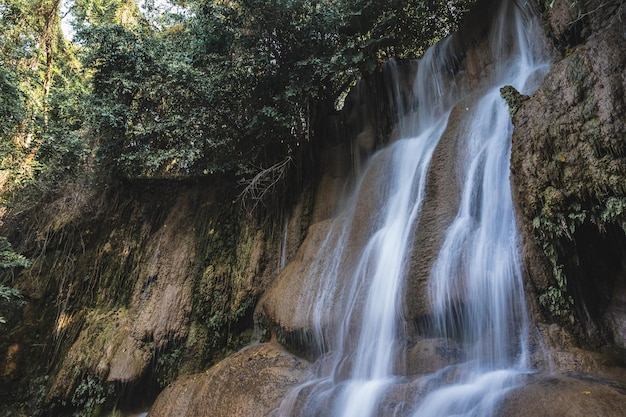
[0,178,296,415]
[1,1,626,416]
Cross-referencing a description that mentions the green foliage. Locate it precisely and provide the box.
[0,285,22,302]
[154,347,183,387]
[0,0,477,192]
[0,284,24,324]
[0,0,90,200]
[80,0,476,179]
[0,236,32,269]
[35,42,91,185]
[535,236,575,324]
[533,196,626,324]
[71,0,141,27]
[0,236,30,324]
[82,22,224,177]
[601,196,626,227]
[70,374,113,417]
[0,65,26,138]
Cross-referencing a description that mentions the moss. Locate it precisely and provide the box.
[154,348,184,388]
[190,193,267,368]
[514,44,626,333]
[500,85,530,117]
[255,314,271,343]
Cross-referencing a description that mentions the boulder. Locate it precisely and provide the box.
[147,343,310,417]
[497,373,626,417]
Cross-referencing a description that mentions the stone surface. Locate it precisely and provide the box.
[49,192,198,398]
[497,373,626,417]
[511,0,626,347]
[406,95,477,321]
[147,343,310,417]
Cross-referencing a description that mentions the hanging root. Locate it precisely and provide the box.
[238,156,293,213]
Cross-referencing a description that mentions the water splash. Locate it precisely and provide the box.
[412,4,551,414]
[275,1,551,416]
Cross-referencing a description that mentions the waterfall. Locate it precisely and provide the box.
[275,1,550,416]
[280,216,289,270]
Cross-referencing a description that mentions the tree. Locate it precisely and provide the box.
[1,0,89,198]
[80,0,475,181]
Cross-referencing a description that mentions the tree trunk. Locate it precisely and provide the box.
[41,0,62,130]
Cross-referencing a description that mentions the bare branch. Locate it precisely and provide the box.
[238,156,293,213]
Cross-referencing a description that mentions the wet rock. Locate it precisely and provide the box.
[256,148,396,354]
[406,97,475,320]
[148,343,310,417]
[256,218,337,342]
[497,373,626,417]
[405,337,465,376]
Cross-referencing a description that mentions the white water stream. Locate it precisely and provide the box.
[276,1,550,416]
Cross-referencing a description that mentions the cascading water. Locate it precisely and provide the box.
[275,1,550,416]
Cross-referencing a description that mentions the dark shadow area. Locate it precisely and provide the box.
[564,222,626,342]
[113,373,162,415]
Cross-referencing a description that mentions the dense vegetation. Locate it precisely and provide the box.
[1,0,475,187]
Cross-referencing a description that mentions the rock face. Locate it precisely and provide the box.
[406,94,481,321]
[510,0,626,352]
[49,193,197,400]
[0,179,285,415]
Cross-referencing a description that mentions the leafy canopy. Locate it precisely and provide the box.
[0,0,475,196]
[79,0,475,178]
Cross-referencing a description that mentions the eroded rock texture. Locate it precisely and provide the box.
[0,180,284,415]
[511,0,626,357]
